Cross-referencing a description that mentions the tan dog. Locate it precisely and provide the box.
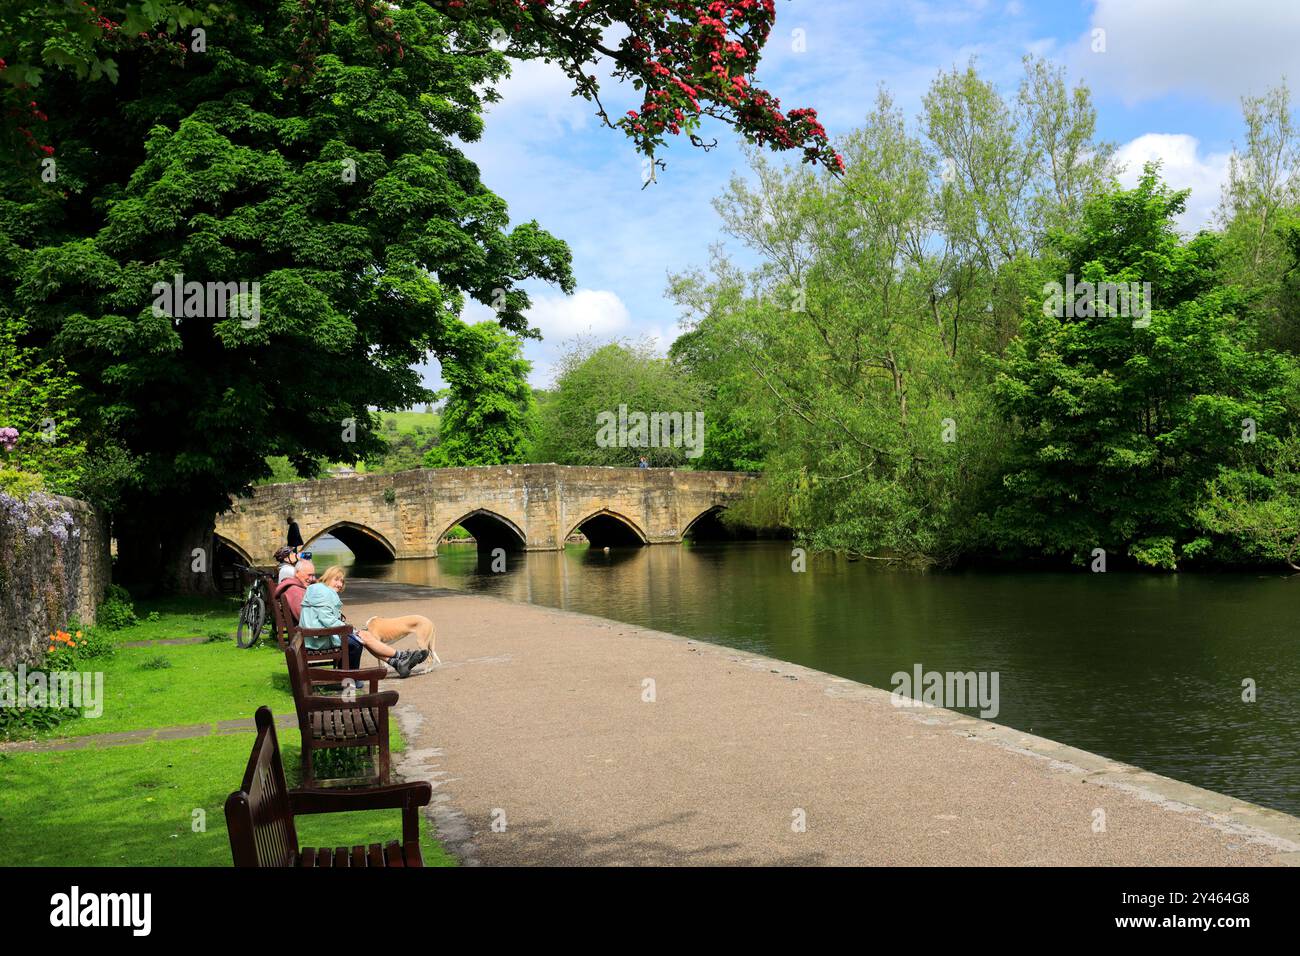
[362,614,440,666]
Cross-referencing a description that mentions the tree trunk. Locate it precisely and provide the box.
[114,507,217,596]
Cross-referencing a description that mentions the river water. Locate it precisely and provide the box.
[313,537,1300,817]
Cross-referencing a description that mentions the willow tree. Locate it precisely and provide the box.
[1,0,838,592]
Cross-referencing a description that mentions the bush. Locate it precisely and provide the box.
[98,584,136,630]
[0,701,79,739]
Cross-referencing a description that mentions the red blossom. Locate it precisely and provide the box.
[430,0,844,173]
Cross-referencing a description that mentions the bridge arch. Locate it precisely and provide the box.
[683,505,732,541]
[442,509,527,554]
[212,534,256,593]
[568,509,648,548]
[305,521,397,562]
[213,534,255,567]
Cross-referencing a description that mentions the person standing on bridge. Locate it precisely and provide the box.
[286,515,304,552]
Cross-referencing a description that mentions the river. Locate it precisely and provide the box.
[310,537,1300,817]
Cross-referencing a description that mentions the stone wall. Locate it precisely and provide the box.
[0,492,110,669]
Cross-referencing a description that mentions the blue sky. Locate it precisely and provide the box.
[421,0,1300,392]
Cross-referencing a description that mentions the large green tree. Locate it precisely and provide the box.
[5,1,570,591]
[1,0,838,592]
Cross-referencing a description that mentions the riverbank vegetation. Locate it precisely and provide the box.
[669,68,1300,572]
[491,65,1300,571]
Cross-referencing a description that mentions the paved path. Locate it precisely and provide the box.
[350,581,1300,866]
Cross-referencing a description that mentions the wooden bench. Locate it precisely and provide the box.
[285,634,396,787]
[270,585,347,670]
[225,706,431,867]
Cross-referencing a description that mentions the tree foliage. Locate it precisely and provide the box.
[987,169,1293,568]
[531,339,706,468]
[425,321,534,467]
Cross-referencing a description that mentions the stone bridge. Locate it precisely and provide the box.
[213,464,754,564]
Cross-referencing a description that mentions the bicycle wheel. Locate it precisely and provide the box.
[235,592,266,649]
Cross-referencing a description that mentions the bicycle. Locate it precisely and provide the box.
[232,563,275,649]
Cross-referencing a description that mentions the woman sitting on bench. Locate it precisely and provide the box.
[299,566,427,679]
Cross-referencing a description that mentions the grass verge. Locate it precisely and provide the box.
[1,595,453,866]
[0,732,455,866]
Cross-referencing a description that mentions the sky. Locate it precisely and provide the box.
[419,0,1300,393]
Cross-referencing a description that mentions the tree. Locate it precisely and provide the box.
[2,0,836,592]
[987,168,1292,569]
[668,320,769,472]
[530,340,706,468]
[425,321,534,467]
[0,1,204,162]
[1215,82,1300,351]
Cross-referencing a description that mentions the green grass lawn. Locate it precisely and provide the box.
[44,639,295,739]
[0,733,455,866]
[110,594,243,643]
[1,596,453,867]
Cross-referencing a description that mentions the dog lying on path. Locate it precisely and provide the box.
[363,614,441,667]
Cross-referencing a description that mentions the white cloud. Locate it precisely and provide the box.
[1072,0,1300,104]
[1113,133,1232,232]
[480,58,595,137]
[525,288,632,340]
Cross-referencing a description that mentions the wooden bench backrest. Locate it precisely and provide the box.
[224,706,298,867]
[269,582,289,650]
[285,635,312,725]
[271,582,303,651]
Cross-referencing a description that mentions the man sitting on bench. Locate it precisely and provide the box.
[273,558,316,620]
[298,564,426,679]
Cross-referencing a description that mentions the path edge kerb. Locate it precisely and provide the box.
[355,586,1300,867]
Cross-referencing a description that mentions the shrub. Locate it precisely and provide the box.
[0,701,79,739]
[97,584,136,630]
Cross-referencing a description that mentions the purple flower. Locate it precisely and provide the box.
[0,427,18,452]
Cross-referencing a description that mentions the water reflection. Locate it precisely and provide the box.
[315,539,1300,816]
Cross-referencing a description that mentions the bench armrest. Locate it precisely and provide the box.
[307,667,385,685]
[304,690,398,710]
[289,782,432,845]
[295,624,352,639]
[289,782,432,814]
